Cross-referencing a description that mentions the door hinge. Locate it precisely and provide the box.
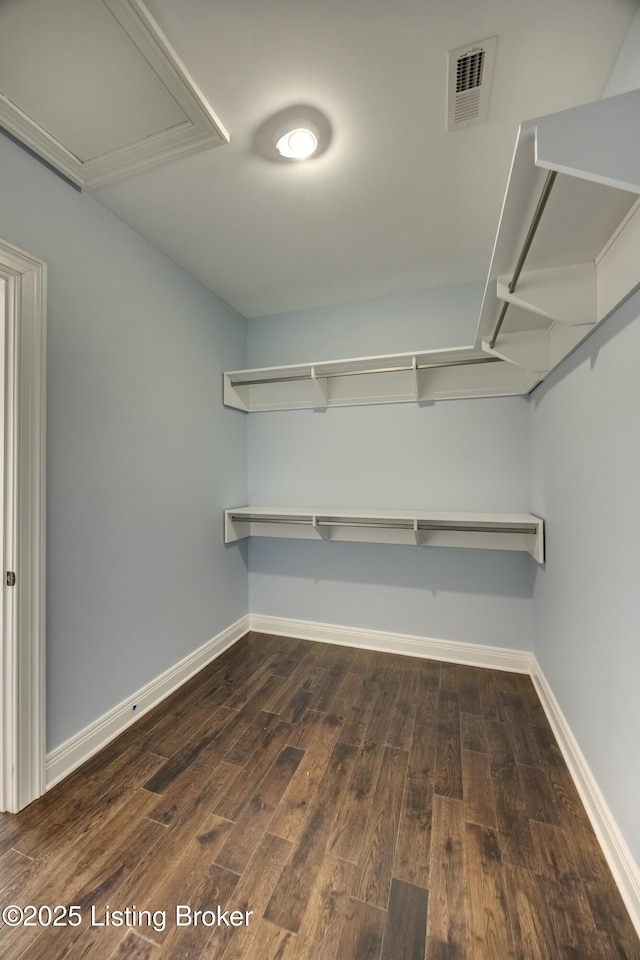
[6,572,16,586]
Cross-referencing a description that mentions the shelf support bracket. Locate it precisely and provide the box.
[223,373,249,411]
[312,515,330,539]
[410,356,420,402]
[310,367,328,408]
[414,519,428,546]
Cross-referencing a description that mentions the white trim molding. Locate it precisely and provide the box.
[0,239,46,814]
[531,657,640,938]
[46,615,249,789]
[249,614,533,674]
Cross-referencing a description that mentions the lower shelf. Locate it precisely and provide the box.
[224,507,545,563]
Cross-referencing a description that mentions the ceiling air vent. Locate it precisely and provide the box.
[447,36,497,131]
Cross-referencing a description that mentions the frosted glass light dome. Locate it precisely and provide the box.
[275,128,318,159]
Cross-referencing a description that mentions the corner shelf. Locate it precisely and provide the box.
[223,346,538,412]
[476,88,640,378]
[224,507,545,563]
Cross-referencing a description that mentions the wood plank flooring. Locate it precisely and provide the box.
[0,632,638,959]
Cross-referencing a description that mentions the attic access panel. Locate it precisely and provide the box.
[0,0,228,188]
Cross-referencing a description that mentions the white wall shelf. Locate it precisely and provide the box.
[223,346,539,412]
[476,88,640,377]
[225,507,545,563]
[224,90,640,414]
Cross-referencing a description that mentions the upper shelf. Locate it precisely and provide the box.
[225,506,545,563]
[476,88,640,375]
[224,90,640,413]
[224,345,538,412]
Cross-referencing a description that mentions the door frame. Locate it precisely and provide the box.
[0,238,46,813]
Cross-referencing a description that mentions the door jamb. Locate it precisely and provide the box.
[0,238,46,813]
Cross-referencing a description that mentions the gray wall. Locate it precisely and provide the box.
[0,133,248,750]
[247,282,481,366]
[530,288,640,868]
[602,4,640,96]
[247,286,536,649]
[527,11,640,871]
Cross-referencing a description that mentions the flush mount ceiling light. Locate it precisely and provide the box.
[254,105,332,163]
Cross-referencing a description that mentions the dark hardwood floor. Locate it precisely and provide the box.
[0,632,638,959]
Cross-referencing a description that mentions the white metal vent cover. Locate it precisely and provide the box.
[447,36,497,131]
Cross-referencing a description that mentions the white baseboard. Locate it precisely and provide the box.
[531,657,640,938]
[45,615,250,789]
[249,614,533,673]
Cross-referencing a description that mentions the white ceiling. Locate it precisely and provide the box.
[65,1,640,315]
